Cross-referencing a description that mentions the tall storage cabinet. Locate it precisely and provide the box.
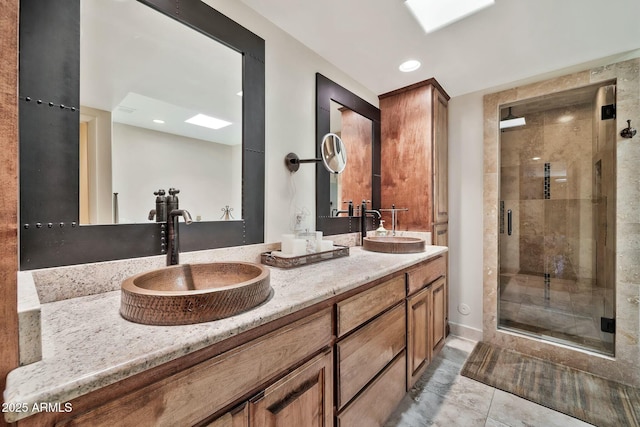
[379,79,449,238]
[379,78,450,335]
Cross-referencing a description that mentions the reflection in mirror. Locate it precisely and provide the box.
[321,133,347,174]
[328,100,372,216]
[80,0,242,225]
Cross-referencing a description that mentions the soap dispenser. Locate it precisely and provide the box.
[375,220,388,236]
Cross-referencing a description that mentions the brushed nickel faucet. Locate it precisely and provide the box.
[167,209,193,266]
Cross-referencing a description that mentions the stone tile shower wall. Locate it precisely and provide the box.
[484,58,640,387]
[500,103,594,282]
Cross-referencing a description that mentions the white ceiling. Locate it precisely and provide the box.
[239,0,640,98]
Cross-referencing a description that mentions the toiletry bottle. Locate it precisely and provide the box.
[375,220,388,236]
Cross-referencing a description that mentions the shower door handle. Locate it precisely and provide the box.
[507,209,512,236]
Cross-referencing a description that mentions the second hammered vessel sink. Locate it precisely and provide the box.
[121,262,271,326]
[362,236,426,254]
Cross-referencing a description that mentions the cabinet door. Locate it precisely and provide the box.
[432,89,448,224]
[250,349,333,427]
[432,223,449,335]
[406,286,431,389]
[205,403,249,427]
[431,277,447,355]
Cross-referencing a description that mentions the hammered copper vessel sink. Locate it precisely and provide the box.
[121,262,271,326]
[362,236,426,254]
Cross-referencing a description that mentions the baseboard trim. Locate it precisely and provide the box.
[449,322,483,342]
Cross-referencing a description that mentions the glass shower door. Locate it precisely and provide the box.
[498,83,616,356]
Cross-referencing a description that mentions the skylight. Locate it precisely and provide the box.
[405,0,494,33]
[184,114,232,130]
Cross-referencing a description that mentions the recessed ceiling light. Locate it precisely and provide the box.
[405,0,495,33]
[185,114,232,130]
[532,157,541,161]
[153,119,165,124]
[399,60,421,72]
[237,91,243,97]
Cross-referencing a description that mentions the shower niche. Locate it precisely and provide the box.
[497,81,617,356]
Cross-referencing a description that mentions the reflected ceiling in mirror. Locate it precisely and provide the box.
[328,100,372,217]
[80,0,242,225]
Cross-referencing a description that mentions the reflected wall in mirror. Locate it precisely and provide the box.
[328,101,372,216]
[315,74,381,236]
[80,0,242,224]
[19,0,265,269]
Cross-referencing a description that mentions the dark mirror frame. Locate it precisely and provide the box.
[19,0,265,270]
[315,73,381,235]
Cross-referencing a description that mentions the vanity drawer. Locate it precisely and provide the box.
[336,274,405,337]
[406,256,446,295]
[337,351,406,427]
[336,302,406,409]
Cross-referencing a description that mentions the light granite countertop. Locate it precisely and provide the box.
[4,245,446,422]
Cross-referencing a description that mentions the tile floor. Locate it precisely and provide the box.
[384,337,594,427]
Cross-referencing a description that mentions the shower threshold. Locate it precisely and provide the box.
[498,324,614,357]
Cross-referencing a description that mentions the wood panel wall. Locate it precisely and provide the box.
[339,109,373,207]
[380,84,434,231]
[0,1,20,425]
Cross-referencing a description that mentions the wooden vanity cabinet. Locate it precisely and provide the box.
[335,275,407,427]
[336,303,405,409]
[14,256,452,427]
[405,256,447,389]
[33,309,333,427]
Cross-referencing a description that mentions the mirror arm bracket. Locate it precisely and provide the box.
[285,152,321,172]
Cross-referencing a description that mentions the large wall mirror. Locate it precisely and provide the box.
[315,74,381,235]
[80,0,242,225]
[19,0,265,269]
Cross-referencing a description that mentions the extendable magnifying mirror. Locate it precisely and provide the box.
[285,133,347,174]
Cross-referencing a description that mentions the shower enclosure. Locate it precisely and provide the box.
[498,82,617,356]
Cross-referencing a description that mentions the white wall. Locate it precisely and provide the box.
[448,92,485,336]
[203,0,379,241]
